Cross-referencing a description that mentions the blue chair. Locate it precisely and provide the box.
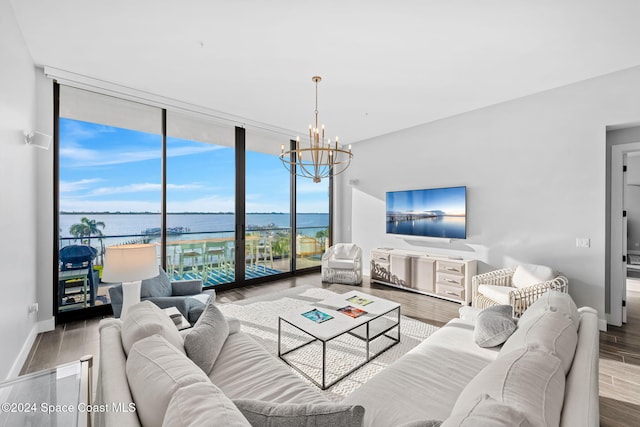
[108,266,215,323]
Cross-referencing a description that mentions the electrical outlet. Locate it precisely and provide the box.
[28,303,38,314]
[576,238,591,248]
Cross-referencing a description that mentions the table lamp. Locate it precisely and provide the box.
[101,244,158,319]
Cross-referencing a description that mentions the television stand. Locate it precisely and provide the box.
[370,248,477,305]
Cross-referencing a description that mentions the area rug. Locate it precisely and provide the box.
[217,286,439,402]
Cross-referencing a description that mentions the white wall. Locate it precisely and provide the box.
[336,65,640,324]
[0,0,39,379]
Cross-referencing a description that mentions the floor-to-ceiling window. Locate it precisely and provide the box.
[55,84,331,320]
[296,176,330,269]
[245,129,292,279]
[57,86,162,315]
[166,111,236,286]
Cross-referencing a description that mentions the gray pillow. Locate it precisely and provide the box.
[163,382,250,427]
[184,301,229,374]
[474,305,516,348]
[233,399,365,427]
[140,267,172,298]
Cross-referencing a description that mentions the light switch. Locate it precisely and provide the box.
[576,238,591,248]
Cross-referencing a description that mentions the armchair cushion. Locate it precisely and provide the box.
[328,259,355,269]
[140,267,172,298]
[511,264,555,289]
[333,243,358,259]
[476,285,515,305]
[171,279,203,296]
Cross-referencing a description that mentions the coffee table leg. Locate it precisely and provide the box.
[278,317,281,356]
[322,341,326,389]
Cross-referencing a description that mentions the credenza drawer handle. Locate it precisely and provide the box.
[445,291,458,296]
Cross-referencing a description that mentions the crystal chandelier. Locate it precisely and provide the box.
[280,76,352,183]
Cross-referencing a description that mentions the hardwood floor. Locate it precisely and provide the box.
[19,272,640,426]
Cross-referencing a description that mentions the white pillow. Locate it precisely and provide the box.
[126,335,210,427]
[518,290,579,330]
[334,244,354,259]
[163,382,250,427]
[451,348,565,427]
[500,309,577,374]
[511,264,555,289]
[121,301,185,356]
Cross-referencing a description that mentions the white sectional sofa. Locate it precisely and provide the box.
[96,291,599,427]
[342,291,600,426]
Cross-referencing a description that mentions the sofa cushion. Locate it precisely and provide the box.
[511,264,555,289]
[517,290,579,330]
[162,382,250,427]
[126,335,210,427]
[140,267,172,298]
[500,309,577,374]
[184,301,229,374]
[451,348,565,427]
[233,399,365,427]
[209,332,329,404]
[477,284,514,305]
[442,394,532,427]
[474,305,516,348]
[121,301,185,356]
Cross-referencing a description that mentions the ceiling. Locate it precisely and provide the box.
[10,0,640,144]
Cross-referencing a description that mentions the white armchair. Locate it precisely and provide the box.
[472,264,568,317]
[321,243,363,285]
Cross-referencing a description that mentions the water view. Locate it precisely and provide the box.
[386,216,466,239]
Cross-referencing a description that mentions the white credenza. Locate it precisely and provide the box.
[370,248,477,305]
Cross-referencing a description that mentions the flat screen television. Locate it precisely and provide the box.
[386,186,467,239]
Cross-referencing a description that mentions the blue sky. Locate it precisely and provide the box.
[59,118,328,213]
[386,186,466,215]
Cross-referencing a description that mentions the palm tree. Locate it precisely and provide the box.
[69,217,105,248]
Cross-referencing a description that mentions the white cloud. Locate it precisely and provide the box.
[59,178,103,193]
[89,182,203,196]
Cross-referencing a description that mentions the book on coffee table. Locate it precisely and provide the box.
[301,308,333,323]
[346,295,374,306]
[337,305,367,318]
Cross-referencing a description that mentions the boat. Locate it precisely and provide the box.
[142,227,190,236]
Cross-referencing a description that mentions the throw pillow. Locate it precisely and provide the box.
[451,348,565,427]
[397,420,443,427]
[126,334,210,427]
[474,305,516,348]
[511,264,555,289]
[140,267,172,298]
[184,301,230,374]
[121,300,185,356]
[500,309,577,374]
[233,399,365,427]
[517,290,579,330]
[442,394,531,427]
[163,382,250,427]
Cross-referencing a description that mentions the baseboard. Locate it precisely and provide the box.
[5,317,55,380]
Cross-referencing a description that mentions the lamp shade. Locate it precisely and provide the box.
[101,244,158,283]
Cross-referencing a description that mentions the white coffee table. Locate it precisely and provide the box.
[278,290,401,389]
